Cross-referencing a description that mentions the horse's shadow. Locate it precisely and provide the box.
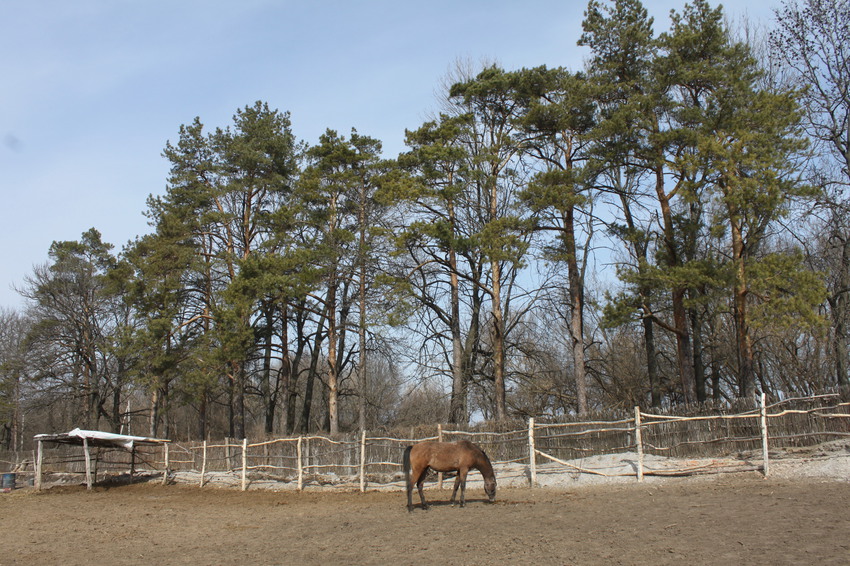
[410,496,493,510]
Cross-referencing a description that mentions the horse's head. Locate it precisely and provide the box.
[484,476,497,503]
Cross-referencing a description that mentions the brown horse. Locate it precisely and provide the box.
[403,440,497,512]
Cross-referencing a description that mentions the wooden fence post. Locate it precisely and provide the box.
[528,418,537,487]
[161,443,170,485]
[241,438,248,491]
[35,440,43,491]
[760,392,770,477]
[199,440,207,488]
[359,430,367,493]
[437,423,444,489]
[634,406,644,482]
[297,436,303,491]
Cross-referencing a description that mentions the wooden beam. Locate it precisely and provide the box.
[83,437,92,490]
[35,440,43,491]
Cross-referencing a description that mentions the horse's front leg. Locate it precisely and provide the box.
[450,474,461,506]
[457,469,468,507]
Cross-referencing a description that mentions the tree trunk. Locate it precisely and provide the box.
[197,392,207,440]
[161,381,171,439]
[833,234,850,387]
[491,258,507,421]
[462,275,483,418]
[261,305,276,435]
[278,304,292,436]
[326,280,339,434]
[672,289,698,404]
[357,269,367,433]
[655,168,697,403]
[111,374,123,434]
[357,179,369,432]
[731,217,755,398]
[12,372,21,451]
[619,189,661,407]
[226,372,235,439]
[298,308,326,434]
[233,362,246,439]
[287,301,308,433]
[691,306,707,403]
[643,315,661,408]
[564,206,588,416]
[489,164,508,421]
[448,245,467,424]
[149,385,160,438]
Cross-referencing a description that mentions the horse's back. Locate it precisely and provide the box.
[410,440,489,472]
[455,439,480,451]
[409,440,447,464]
[452,439,488,460]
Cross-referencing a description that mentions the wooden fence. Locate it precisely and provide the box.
[5,393,849,491]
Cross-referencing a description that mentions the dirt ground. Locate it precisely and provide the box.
[1,472,849,565]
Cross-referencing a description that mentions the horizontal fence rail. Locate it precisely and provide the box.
[3,393,849,492]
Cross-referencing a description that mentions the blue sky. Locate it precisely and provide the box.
[0,0,779,311]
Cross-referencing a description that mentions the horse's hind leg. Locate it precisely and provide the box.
[408,465,429,511]
[406,474,414,512]
[416,470,430,510]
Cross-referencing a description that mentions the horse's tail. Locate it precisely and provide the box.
[403,445,415,511]
[403,445,413,486]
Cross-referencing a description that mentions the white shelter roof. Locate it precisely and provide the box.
[34,428,170,450]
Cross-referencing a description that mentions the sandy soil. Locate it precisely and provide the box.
[2,445,849,565]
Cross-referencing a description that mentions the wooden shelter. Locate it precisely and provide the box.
[34,428,171,490]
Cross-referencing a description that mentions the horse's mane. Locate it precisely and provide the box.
[457,439,491,462]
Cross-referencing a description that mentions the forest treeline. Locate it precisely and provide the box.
[2,0,849,447]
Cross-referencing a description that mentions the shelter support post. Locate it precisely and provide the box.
[83,437,92,490]
[161,442,170,485]
[35,440,43,491]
